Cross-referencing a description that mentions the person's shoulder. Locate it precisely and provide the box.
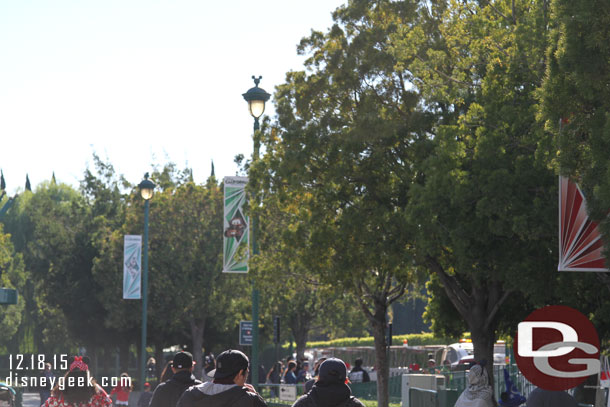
[292,393,313,407]
[156,379,176,391]
[346,396,365,407]
[239,387,268,407]
[176,386,201,407]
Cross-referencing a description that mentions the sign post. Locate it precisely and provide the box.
[240,321,253,346]
[0,288,17,305]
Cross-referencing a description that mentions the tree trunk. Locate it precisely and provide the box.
[371,306,390,407]
[470,323,496,394]
[290,312,310,363]
[190,318,205,379]
[427,258,510,405]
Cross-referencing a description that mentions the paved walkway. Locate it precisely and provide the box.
[22,392,41,407]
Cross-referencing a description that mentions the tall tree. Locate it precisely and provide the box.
[539,0,610,290]
[0,224,26,348]
[149,174,245,377]
[391,0,556,386]
[249,2,431,405]
[3,181,113,353]
[254,168,369,361]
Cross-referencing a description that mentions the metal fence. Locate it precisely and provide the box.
[257,376,404,407]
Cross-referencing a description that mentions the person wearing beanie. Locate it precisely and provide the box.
[292,358,364,407]
[348,359,370,383]
[177,349,267,407]
[150,352,201,407]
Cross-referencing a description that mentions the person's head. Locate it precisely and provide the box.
[171,351,194,373]
[313,357,328,377]
[467,364,488,387]
[210,349,250,386]
[160,361,174,382]
[318,358,347,385]
[427,359,436,367]
[144,383,151,392]
[55,356,97,404]
[303,362,309,371]
[147,357,156,365]
[443,359,451,367]
[287,361,296,372]
[274,361,283,372]
[354,359,363,368]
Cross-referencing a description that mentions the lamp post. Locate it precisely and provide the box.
[138,173,155,391]
[242,75,270,387]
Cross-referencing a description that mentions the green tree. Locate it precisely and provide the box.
[3,182,112,355]
[539,0,610,292]
[150,175,246,377]
[254,174,368,361]
[0,224,26,348]
[249,2,430,404]
[391,0,556,386]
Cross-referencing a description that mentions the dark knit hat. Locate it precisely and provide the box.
[319,358,347,383]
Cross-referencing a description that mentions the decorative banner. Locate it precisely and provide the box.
[223,176,249,273]
[558,176,608,271]
[123,235,142,299]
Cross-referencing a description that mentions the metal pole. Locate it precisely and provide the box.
[251,119,260,388]
[140,199,150,391]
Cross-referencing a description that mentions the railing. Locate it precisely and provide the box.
[256,377,404,407]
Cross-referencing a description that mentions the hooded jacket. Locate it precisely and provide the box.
[150,370,202,407]
[292,382,364,407]
[177,382,267,407]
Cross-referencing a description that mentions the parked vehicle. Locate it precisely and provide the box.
[0,383,16,407]
[440,340,506,370]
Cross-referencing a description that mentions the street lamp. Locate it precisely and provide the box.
[138,173,155,391]
[242,75,270,388]
[243,75,271,131]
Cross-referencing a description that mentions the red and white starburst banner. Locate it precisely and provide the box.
[558,176,608,271]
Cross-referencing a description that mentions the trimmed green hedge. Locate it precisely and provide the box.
[306,333,457,348]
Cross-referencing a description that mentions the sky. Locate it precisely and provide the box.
[0,0,346,194]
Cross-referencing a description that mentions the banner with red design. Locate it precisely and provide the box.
[558,176,608,271]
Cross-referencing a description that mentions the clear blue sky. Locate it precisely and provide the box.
[0,0,346,194]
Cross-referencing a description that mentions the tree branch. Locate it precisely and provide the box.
[488,3,509,22]
[414,55,474,87]
[484,286,513,331]
[388,282,407,304]
[426,255,472,317]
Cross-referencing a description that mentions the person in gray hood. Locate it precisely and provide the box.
[293,358,364,407]
[177,349,267,407]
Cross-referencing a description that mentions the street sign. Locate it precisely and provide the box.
[0,288,17,305]
[240,321,253,346]
[279,385,297,401]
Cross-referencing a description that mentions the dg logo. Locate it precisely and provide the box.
[515,305,600,391]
